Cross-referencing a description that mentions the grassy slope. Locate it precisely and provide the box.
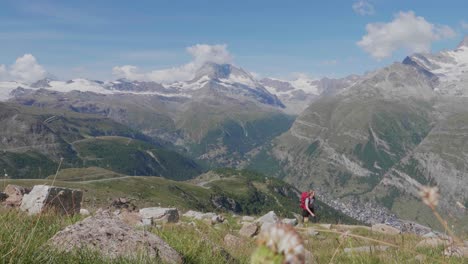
[5,167,357,224]
[0,208,465,264]
[0,102,203,180]
[72,136,203,180]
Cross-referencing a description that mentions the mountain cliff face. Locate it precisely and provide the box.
[260,75,360,114]
[5,63,292,167]
[261,39,468,229]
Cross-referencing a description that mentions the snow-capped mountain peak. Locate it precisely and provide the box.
[403,36,468,96]
[192,62,258,87]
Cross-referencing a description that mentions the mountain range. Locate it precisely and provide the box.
[1,36,467,230]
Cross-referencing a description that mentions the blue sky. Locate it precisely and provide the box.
[0,0,467,81]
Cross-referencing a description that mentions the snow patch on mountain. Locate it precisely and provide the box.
[405,36,468,96]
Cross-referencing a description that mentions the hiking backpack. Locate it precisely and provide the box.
[300,192,309,209]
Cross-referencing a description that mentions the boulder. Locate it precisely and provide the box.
[239,223,259,238]
[255,211,279,231]
[139,207,179,225]
[416,237,450,248]
[256,211,279,224]
[211,215,225,225]
[305,228,319,237]
[281,218,298,226]
[444,246,468,258]
[4,185,30,207]
[344,245,389,254]
[371,224,401,235]
[48,210,182,263]
[110,197,137,211]
[183,210,216,220]
[224,234,243,250]
[20,185,82,215]
[242,216,255,222]
[80,209,90,216]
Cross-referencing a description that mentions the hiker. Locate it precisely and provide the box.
[300,190,316,223]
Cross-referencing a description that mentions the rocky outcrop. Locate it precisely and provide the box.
[20,185,82,215]
[255,211,279,231]
[48,210,183,263]
[4,185,30,207]
[139,207,179,226]
[239,223,259,238]
[183,210,217,220]
[110,197,137,211]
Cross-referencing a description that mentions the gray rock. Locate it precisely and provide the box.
[305,228,319,236]
[139,207,179,225]
[255,211,279,225]
[444,245,468,258]
[239,223,259,238]
[371,224,401,235]
[242,216,255,222]
[20,185,82,215]
[4,185,30,207]
[48,210,182,263]
[80,209,90,216]
[344,245,389,254]
[211,215,225,225]
[183,210,216,220]
[281,218,298,226]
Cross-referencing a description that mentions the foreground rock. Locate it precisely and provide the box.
[183,210,217,220]
[139,207,179,226]
[48,210,182,263]
[20,185,82,215]
[242,216,255,222]
[256,211,279,224]
[281,218,298,226]
[239,223,259,238]
[444,245,468,258]
[111,197,137,211]
[4,185,30,207]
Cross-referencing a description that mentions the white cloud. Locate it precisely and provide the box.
[0,54,47,83]
[113,44,233,83]
[352,0,375,16]
[357,11,456,59]
[461,20,468,30]
[186,44,233,65]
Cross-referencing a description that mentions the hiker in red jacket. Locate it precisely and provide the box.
[300,190,316,223]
